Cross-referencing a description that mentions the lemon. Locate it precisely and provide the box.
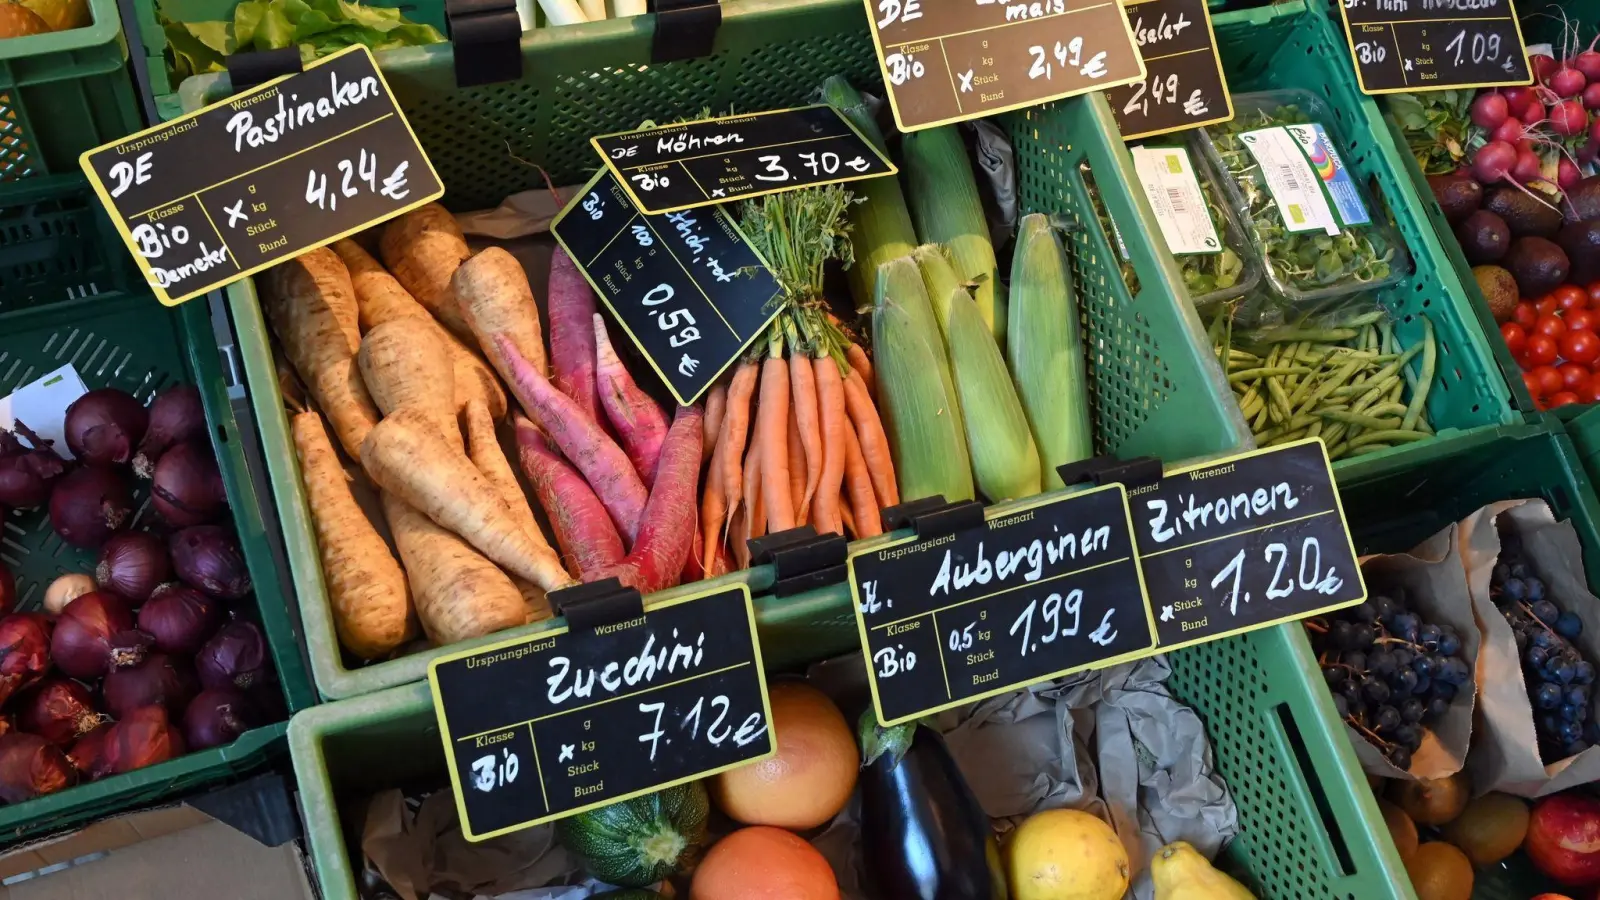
[1005,808,1128,900]
[1150,841,1256,900]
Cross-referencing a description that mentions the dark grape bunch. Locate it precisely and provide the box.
[1492,527,1597,760]
[1307,580,1472,770]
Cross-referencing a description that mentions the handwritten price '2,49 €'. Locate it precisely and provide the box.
[1028,38,1110,81]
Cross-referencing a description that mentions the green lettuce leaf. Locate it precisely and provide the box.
[165,0,442,78]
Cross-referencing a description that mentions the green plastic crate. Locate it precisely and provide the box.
[0,174,314,845]
[0,0,141,192]
[1198,1,1520,481]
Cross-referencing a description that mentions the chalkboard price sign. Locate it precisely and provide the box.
[1337,0,1532,94]
[1105,0,1234,139]
[592,106,897,215]
[551,169,784,406]
[429,584,775,841]
[1128,439,1367,651]
[860,0,1147,132]
[849,485,1157,726]
[79,45,443,307]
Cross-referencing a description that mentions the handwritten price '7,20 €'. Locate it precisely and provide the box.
[305,149,411,212]
[1027,38,1110,81]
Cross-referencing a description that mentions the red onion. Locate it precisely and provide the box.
[95,532,171,604]
[196,622,269,691]
[103,653,198,719]
[52,592,147,679]
[63,388,147,467]
[183,689,260,750]
[106,706,185,774]
[0,561,13,618]
[0,614,53,707]
[49,466,134,548]
[133,386,205,479]
[170,526,251,599]
[20,679,105,747]
[150,442,225,527]
[0,422,69,509]
[0,733,76,801]
[137,584,221,655]
[67,723,113,781]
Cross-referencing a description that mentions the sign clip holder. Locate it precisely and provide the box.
[650,0,721,63]
[550,577,645,631]
[880,495,986,539]
[225,47,302,94]
[1057,456,1163,491]
[748,526,848,597]
[447,0,523,88]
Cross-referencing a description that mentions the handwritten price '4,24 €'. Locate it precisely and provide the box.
[1028,38,1110,81]
[637,695,768,762]
[305,149,411,212]
[1210,536,1346,616]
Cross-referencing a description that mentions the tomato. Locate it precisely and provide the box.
[1581,378,1600,404]
[1549,391,1584,408]
[1514,302,1540,329]
[1589,280,1600,304]
[1502,322,1529,355]
[1562,329,1600,365]
[1538,294,1562,316]
[1526,333,1561,366]
[1554,284,1589,311]
[1524,370,1545,399]
[1536,314,1569,340]
[1560,363,1592,393]
[1568,309,1598,333]
[1533,365,1566,397]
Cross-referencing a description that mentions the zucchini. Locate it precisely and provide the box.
[555,782,709,887]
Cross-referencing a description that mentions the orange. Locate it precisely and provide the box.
[690,826,839,900]
[711,682,856,829]
[1405,842,1474,900]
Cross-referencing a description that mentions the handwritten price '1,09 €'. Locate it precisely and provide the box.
[305,149,412,212]
[1028,38,1110,81]
[637,695,768,762]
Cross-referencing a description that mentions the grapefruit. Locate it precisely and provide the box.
[1405,842,1474,900]
[711,682,855,829]
[689,826,838,900]
[1005,808,1128,900]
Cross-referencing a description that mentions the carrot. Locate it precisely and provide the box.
[730,506,751,571]
[756,355,795,533]
[547,246,602,424]
[290,412,414,659]
[334,239,507,419]
[787,405,805,522]
[843,425,883,538]
[495,336,648,543]
[361,409,573,591]
[789,352,821,522]
[743,435,766,547]
[463,399,554,565]
[703,383,727,463]
[454,247,551,386]
[263,248,380,459]
[839,492,856,539]
[378,203,474,340]
[846,343,876,400]
[811,355,847,537]
[514,417,623,578]
[593,314,670,485]
[844,368,898,508]
[701,415,729,574]
[381,492,525,646]
[358,318,462,451]
[579,406,703,594]
[719,361,760,537]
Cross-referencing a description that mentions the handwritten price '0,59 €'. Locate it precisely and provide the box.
[637,694,768,762]
[1028,38,1110,81]
[305,149,411,212]
[1210,536,1346,616]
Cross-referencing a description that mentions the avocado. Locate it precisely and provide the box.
[1428,172,1482,225]
[1559,218,1600,284]
[1565,174,1600,223]
[1456,210,1510,264]
[1484,185,1564,238]
[1473,265,1520,323]
[1503,236,1571,297]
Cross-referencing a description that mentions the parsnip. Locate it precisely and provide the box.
[361,409,573,592]
[291,412,414,659]
[381,492,526,646]
[359,319,462,451]
[453,247,550,384]
[378,203,474,341]
[463,398,548,554]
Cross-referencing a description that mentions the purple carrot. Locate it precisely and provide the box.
[593,314,670,486]
[581,405,702,594]
[547,246,602,423]
[513,417,625,578]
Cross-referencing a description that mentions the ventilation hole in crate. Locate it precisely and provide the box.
[0,95,33,182]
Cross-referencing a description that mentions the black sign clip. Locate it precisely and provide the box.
[550,577,645,631]
[1057,456,1163,491]
[226,47,302,94]
[447,0,523,88]
[748,526,849,597]
[650,0,722,63]
[880,495,986,539]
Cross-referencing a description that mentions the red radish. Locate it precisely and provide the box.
[1523,98,1548,125]
[1473,140,1521,183]
[1561,157,1583,190]
[497,336,647,543]
[1525,793,1600,886]
[546,246,602,425]
[1473,92,1510,128]
[1552,99,1589,136]
[1513,148,1543,182]
[1575,48,1600,83]
[514,418,624,578]
[581,406,704,595]
[1534,53,1560,82]
[1493,117,1526,144]
[1551,67,1588,99]
[1584,82,1600,110]
[1503,85,1535,108]
[592,314,669,487]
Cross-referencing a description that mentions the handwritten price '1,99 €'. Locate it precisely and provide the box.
[305,149,412,212]
[1027,38,1110,81]
[1210,536,1346,616]
[637,695,768,762]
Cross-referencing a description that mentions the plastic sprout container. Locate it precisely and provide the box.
[1200,89,1412,308]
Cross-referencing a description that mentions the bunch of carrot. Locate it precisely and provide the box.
[699,187,898,574]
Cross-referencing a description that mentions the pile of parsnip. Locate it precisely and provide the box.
[268,203,702,661]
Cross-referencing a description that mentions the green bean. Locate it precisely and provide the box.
[1319,409,1404,430]
[1297,359,1364,414]
[1348,429,1430,448]
[1266,377,1294,422]
[1402,316,1436,432]
[1228,366,1312,382]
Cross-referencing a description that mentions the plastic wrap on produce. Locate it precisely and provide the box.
[455,186,590,239]
[969,119,1018,245]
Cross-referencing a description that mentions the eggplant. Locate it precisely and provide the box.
[858,713,1007,900]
